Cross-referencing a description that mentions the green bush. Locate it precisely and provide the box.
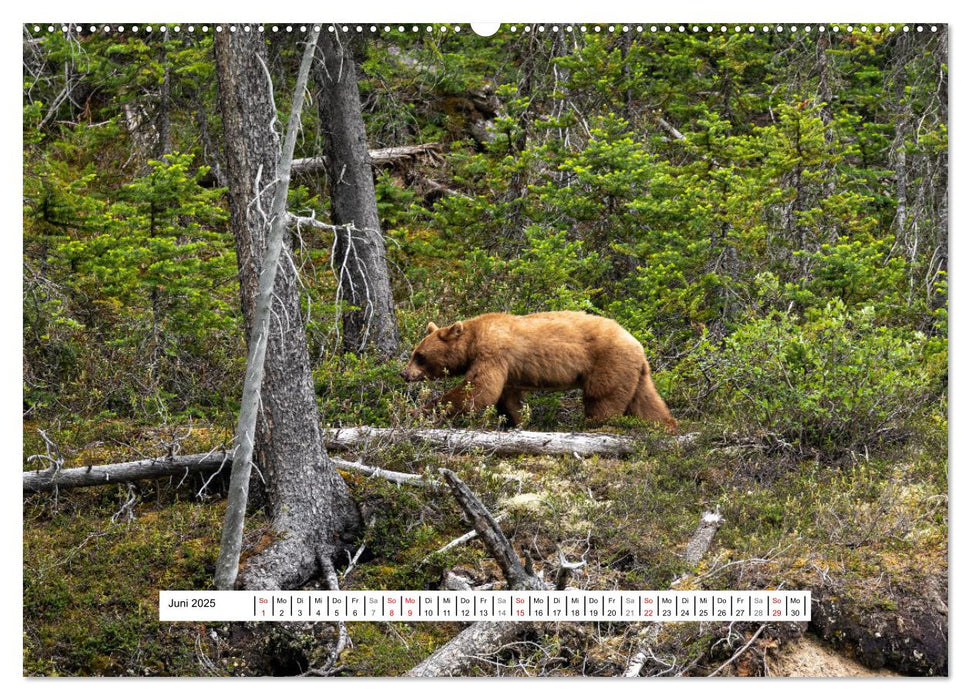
[693,302,933,457]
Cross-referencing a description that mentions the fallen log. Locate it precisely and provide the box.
[407,621,523,677]
[291,142,442,175]
[684,510,725,568]
[623,509,726,678]
[24,427,688,493]
[22,451,430,494]
[323,427,643,458]
[22,451,232,493]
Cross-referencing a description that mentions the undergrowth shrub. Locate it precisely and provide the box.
[682,302,934,457]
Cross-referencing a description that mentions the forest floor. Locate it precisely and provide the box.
[769,635,898,677]
[22,410,948,677]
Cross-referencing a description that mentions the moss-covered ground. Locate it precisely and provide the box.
[23,412,947,676]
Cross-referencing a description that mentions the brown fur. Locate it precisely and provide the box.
[400,311,678,433]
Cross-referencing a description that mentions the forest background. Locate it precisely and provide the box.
[21,19,949,677]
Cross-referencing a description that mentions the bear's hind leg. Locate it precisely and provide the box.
[583,394,635,425]
[581,361,639,426]
[495,387,523,429]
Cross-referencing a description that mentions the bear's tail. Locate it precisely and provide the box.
[626,361,679,434]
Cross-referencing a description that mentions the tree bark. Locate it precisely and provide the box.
[315,31,400,359]
[213,26,359,591]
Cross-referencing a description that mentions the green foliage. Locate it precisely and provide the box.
[696,302,932,456]
[24,150,239,418]
[315,353,409,427]
[791,236,907,315]
[65,153,233,334]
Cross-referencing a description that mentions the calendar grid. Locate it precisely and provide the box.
[160,590,811,622]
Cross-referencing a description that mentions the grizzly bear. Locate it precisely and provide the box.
[400,311,678,433]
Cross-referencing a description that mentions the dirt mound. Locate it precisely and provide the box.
[768,635,899,677]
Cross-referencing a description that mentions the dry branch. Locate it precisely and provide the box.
[22,451,428,493]
[440,469,544,590]
[406,469,546,677]
[330,456,437,488]
[421,513,508,564]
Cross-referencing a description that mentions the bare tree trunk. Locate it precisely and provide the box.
[156,61,172,158]
[891,31,912,244]
[315,31,400,359]
[213,26,359,591]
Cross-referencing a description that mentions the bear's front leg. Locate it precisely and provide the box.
[496,387,523,429]
[437,364,506,418]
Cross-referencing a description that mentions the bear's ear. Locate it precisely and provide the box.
[426,322,439,334]
[442,321,464,340]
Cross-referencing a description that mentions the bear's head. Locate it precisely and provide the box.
[400,321,470,382]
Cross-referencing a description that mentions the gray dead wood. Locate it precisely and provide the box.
[421,513,508,564]
[406,621,524,677]
[406,469,545,677]
[323,427,650,457]
[290,142,442,175]
[22,452,231,493]
[23,427,695,493]
[23,450,425,493]
[441,470,544,590]
[623,509,726,678]
[329,457,437,488]
[684,510,725,567]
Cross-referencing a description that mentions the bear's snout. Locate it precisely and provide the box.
[400,366,424,382]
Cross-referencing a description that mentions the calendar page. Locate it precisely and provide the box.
[21,9,948,681]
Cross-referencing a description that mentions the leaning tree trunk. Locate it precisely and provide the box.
[315,30,400,359]
[214,27,359,590]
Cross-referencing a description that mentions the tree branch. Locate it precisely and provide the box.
[406,469,546,677]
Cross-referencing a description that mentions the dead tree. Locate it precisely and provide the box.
[623,510,726,677]
[213,26,359,591]
[315,30,400,359]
